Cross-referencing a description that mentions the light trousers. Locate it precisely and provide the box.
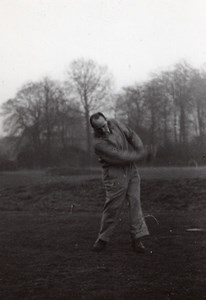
[97,166,149,242]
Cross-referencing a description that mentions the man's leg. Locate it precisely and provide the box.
[93,187,126,251]
[97,183,126,242]
[126,172,149,240]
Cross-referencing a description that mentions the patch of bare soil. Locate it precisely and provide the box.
[0,178,206,299]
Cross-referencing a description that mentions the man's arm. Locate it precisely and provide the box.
[116,121,144,151]
[95,140,144,165]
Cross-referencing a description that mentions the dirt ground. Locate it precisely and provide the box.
[0,170,206,299]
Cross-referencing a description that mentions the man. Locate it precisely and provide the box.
[90,112,149,253]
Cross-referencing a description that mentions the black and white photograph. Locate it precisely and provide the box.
[0,0,206,299]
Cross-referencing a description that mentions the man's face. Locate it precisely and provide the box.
[93,116,110,135]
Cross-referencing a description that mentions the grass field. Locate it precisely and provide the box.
[0,167,206,299]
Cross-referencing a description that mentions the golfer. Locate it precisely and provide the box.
[90,112,149,253]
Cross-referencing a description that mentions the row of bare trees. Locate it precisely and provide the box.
[1,59,206,168]
[1,58,113,167]
[115,61,206,165]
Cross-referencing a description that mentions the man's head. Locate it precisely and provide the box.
[90,112,111,136]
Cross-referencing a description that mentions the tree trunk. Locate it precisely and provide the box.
[197,104,204,139]
[179,104,187,145]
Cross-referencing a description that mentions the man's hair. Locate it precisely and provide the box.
[90,112,107,129]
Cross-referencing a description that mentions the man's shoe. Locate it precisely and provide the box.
[131,239,146,253]
[92,239,107,252]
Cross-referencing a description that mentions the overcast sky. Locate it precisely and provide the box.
[1,0,206,132]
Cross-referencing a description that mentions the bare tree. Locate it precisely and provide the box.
[155,72,174,147]
[143,78,164,146]
[115,84,146,137]
[1,77,83,166]
[67,58,113,158]
[171,62,194,146]
[55,84,84,150]
[190,70,206,143]
[1,81,43,153]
